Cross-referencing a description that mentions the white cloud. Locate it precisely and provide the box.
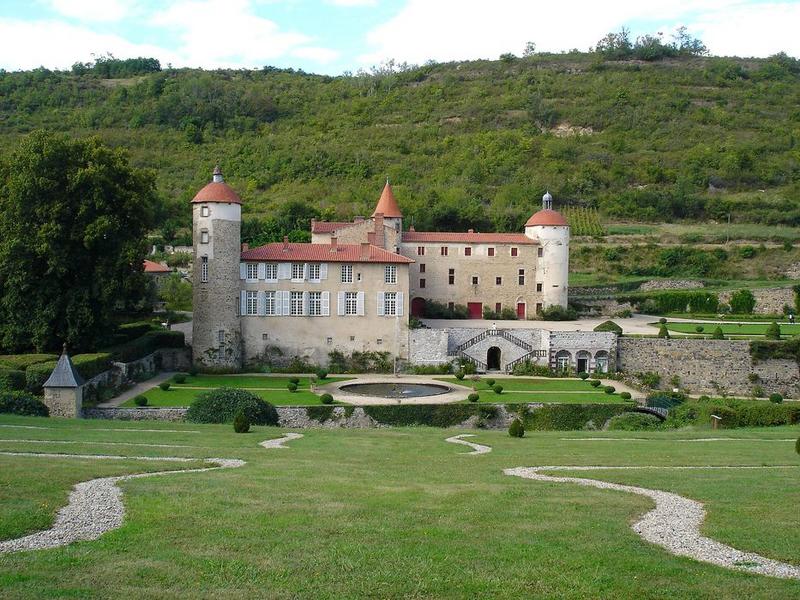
[326,0,377,6]
[47,0,134,22]
[291,46,340,63]
[358,0,800,65]
[0,19,180,70]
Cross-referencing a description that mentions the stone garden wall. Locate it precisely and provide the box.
[408,329,450,365]
[719,287,795,315]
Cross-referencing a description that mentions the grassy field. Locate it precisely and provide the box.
[437,376,624,404]
[0,415,798,598]
[665,322,800,337]
[123,375,352,407]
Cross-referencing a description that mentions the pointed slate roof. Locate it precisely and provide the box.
[43,346,84,388]
[372,181,402,218]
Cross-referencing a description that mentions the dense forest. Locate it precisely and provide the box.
[1,46,799,244]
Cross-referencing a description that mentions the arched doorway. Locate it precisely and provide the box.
[555,350,572,372]
[411,297,426,317]
[595,351,609,373]
[487,346,501,370]
[576,350,591,374]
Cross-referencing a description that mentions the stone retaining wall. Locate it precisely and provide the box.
[83,407,188,421]
[719,287,795,315]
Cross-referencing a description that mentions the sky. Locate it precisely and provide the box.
[0,0,798,75]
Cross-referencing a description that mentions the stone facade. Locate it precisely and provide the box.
[409,329,450,365]
[639,279,705,292]
[550,331,616,373]
[44,387,83,418]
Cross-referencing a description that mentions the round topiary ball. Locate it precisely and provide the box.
[695,326,704,333]
[233,411,250,433]
[173,373,187,384]
[620,391,632,400]
[578,372,589,380]
[769,392,783,404]
[604,385,616,394]
[590,380,602,388]
[287,382,298,392]
[159,382,170,391]
[320,393,333,404]
[492,384,503,394]
[455,370,465,380]
[468,393,479,403]
[289,377,300,385]
[316,369,328,380]
[659,317,667,324]
[133,395,148,407]
[486,379,496,387]
[508,418,525,438]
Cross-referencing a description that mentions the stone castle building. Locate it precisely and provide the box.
[191,167,577,371]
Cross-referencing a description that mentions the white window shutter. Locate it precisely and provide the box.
[357,291,365,316]
[240,291,246,315]
[303,291,309,316]
[278,263,291,280]
[303,263,308,281]
[257,291,266,316]
[239,263,247,280]
[320,263,328,280]
[257,263,266,280]
[377,292,385,316]
[337,292,345,316]
[397,292,404,316]
[322,291,330,316]
[282,291,290,316]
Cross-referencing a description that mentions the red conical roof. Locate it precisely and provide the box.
[191,166,241,204]
[525,209,568,227]
[372,182,402,218]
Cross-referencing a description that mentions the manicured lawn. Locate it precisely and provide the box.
[467,391,623,404]
[664,322,800,337]
[438,376,605,392]
[438,376,624,403]
[122,374,352,407]
[0,415,798,598]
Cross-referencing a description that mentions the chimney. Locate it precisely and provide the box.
[282,236,289,251]
[330,237,338,252]
[241,242,249,252]
[360,242,370,260]
[367,231,376,245]
[374,213,385,249]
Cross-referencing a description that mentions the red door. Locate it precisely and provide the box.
[516,302,526,319]
[411,297,426,317]
[467,302,483,319]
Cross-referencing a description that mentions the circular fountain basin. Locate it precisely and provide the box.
[339,382,451,398]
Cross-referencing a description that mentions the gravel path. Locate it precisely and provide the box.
[445,434,492,455]
[259,432,303,449]
[505,465,800,580]
[0,452,245,554]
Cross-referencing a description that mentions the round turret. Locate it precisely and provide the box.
[524,193,570,309]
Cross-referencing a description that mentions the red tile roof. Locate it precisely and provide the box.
[401,231,536,244]
[310,221,354,234]
[192,181,242,204]
[241,242,414,264]
[372,182,403,218]
[143,259,172,273]
[525,209,568,227]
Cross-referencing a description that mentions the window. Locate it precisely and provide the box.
[326,337,333,345]
[201,205,209,217]
[218,330,225,344]
[536,302,543,314]
[472,276,479,285]
[265,263,277,281]
[349,335,355,342]
[291,263,304,281]
[309,291,322,316]
[200,230,209,244]
[464,247,472,256]
[308,263,321,281]
[417,246,425,256]
[384,291,397,316]
[384,265,397,284]
[345,292,358,315]
[448,268,455,285]
[246,263,258,281]
[518,269,525,285]
[419,263,426,273]
[265,291,277,315]
[357,272,362,282]
[341,264,353,283]
[245,291,258,315]
[290,291,304,316]
[377,338,383,345]
[262,333,269,340]
[200,256,208,283]
[536,283,543,292]
[495,302,502,313]
[495,276,502,285]
[487,247,495,257]
[511,247,518,257]
[538,247,543,257]
[440,246,448,256]
[420,278,426,289]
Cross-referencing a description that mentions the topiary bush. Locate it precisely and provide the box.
[659,317,667,324]
[0,391,49,416]
[173,373,187,384]
[320,393,334,404]
[508,418,525,438]
[316,368,328,380]
[133,395,148,407]
[233,411,251,433]
[590,379,602,388]
[492,384,503,394]
[657,324,670,338]
[577,371,589,380]
[607,412,662,431]
[159,382,171,391]
[695,325,704,333]
[620,392,632,400]
[486,378,495,387]
[711,326,725,339]
[289,377,300,385]
[769,393,783,404]
[765,322,781,340]
[467,393,479,403]
[287,382,298,392]
[604,386,616,394]
[455,370,465,380]
[363,404,495,428]
[525,404,628,431]
[186,388,279,425]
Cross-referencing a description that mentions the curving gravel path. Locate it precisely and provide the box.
[0,452,245,554]
[259,432,303,449]
[445,434,492,455]
[505,465,800,580]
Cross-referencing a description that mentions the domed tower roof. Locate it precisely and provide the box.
[191,165,241,204]
[372,180,402,218]
[525,209,568,227]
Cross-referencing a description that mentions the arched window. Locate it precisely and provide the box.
[555,350,572,371]
[595,351,610,374]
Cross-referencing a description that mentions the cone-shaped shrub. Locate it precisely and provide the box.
[509,418,525,438]
[233,411,250,433]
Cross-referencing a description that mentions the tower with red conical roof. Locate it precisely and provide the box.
[372,180,403,234]
[191,165,243,368]
[524,191,570,309]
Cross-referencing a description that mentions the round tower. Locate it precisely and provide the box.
[524,192,570,309]
[372,180,403,233]
[191,166,243,368]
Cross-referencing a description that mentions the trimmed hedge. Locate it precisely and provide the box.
[363,404,497,428]
[0,368,26,392]
[25,353,113,394]
[0,391,49,416]
[186,388,279,425]
[593,321,622,335]
[524,404,629,431]
[106,330,185,363]
[621,291,719,314]
[666,398,800,428]
[0,354,58,371]
[607,412,662,431]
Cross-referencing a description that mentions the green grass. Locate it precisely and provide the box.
[664,322,800,337]
[0,414,798,598]
[438,377,625,403]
